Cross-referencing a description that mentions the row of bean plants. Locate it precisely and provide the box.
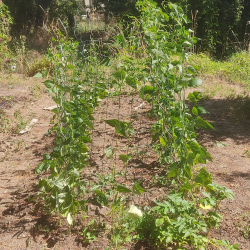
[35,1,239,249]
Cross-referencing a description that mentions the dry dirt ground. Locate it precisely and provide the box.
[0,73,250,249]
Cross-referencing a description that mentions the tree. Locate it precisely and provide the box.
[239,0,250,50]
[191,0,243,57]
[156,0,244,57]
[3,0,79,37]
[95,0,138,19]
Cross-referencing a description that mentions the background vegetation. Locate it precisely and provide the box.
[2,0,250,57]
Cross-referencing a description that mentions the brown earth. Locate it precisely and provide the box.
[0,73,249,249]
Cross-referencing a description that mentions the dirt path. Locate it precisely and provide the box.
[198,96,250,248]
[0,73,249,249]
[0,74,57,249]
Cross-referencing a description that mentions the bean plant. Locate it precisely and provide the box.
[36,1,239,249]
[35,37,107,223]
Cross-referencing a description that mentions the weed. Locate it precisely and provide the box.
[12,109,27,133]
[29,84,43,99]
[14,140,26,152]
[107,216,139,249]
[236,213,250,240]
[0,110,27,134]
[242,150,250,158]
[0,113,10,133]
[81,219,99,244]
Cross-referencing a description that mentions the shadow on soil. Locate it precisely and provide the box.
[1,185,62,248]
[196,96,250,144]
[230,170,250,180]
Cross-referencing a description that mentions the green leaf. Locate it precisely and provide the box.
[139,86,155,100]
[101,57,111,66]
[94,189,109,206]
[155,218,164,227]
[195,105,209,114]
[187,153,194,166]
[182,41,192,47]
[194,117,214,130]
[104,119,118,127]
[132,182,146,195]
[185,65,197,75]
[119,154,131,163]
[172,117,184,127]
[114,33,126,46]
[80,143,89,153]
[168,168,176,178]
[67,64,74,69]
[187,93,196,103]
[51,108,60,114]
[44,161,51,171]
[192,107,198,116]
[81,136,92,143]
[53,178,65,189]
[35,162,44,174]
[184,165,192,179]
[76,117,83,123]
[113,70,126,81]
[159,136,166,146]
[232,244,240,249]
[184,230,191,238]
[167,162,179,178]
[44,80,54,88]
[180,183,193,192]
[94,189,106,196]
[105,119,132,137]
[180,183,198,192]
[151,49,165,58]
[195,167,212,188]
[33,72,43,78]
[99,91,108,99]
[192,36,198,44]
[190,141,201,154]
[189,78,202,87]
[193,91,202,99]
[125,76,138,89]
[43,153,51,160]
[206,151,213,161]
[117,184,132,193]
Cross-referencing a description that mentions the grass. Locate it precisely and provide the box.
[76,20,106,33]
[188,51,250,122]
[200,81,239,100]
[189,51,250,100]
[0,109,27,134]
[190,51,250,88]
[235,212,250,240]
[1,36,50,76]
[26,54,51,77]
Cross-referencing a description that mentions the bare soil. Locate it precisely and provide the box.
[0,73,250,249]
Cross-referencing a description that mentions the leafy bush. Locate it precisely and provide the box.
[135,191,237,249]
